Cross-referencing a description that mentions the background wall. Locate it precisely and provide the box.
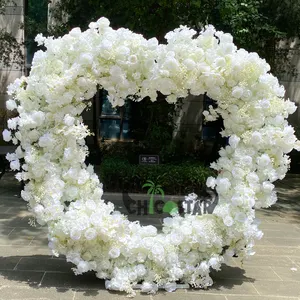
[0,0,24,139]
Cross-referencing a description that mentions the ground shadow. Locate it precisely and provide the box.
[0,255,254,297]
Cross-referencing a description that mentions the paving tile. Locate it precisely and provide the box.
[188,279,258,295]
[16,257,74,273]
[0,286,74,300]
[0,226,14,236]
[259,223,300,231]
[253,280,300,297]
[41,271,106,289]
[0,216,32,228]
[240,255,295,267]
[254,238,274,246]
[226,296,299,300]
[1,233,34,246]
[0,269,44,286]
[211,265,280,281]
[4,207,31,214]
[0,245,51,256]
[1,227,48,246]
[272,266,300,281]
[262,230,300,239]
[74,289,151,300]
[75,290,227,300]
[172,295,226,300]
[29,237,49,246]
[264,238,300,247]
[254,246,300,257]
[289,257,300,267]
[0,256,21,270]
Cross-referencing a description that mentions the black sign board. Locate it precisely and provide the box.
[139,155,159,165]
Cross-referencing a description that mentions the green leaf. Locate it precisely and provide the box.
[147,187,154,195]
[142,183,153,188]
[156,187,165,198]
[163,201,178,214]
[146,180,155,185]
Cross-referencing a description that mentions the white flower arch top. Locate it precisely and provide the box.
[3,17,300,295]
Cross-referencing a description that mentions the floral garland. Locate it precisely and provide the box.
[3,17,299,295]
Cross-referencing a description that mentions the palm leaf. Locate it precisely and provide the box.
[147,187,154,195]
[146,180,155,185]
[156,187,165,198]
[142,183,153,189]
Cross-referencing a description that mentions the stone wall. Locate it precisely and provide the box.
[0,0,25,140]
[279,38,300,128]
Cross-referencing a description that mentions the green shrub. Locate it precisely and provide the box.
[98,158,216,195]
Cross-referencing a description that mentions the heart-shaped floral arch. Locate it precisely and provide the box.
[3,17,300,295]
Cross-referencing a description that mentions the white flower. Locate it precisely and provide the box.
[206,176,216,188]
[251,132,262,145]
[257,154,271,167]
[262,181,274,193]
[35,33,46,46]
[109,247,120,258]
[69,27,81,37]
[7,118,18,130]
[85,228,97,240]
[229,135,240,149]
[10,159,20,170]
[216,178,231,194]
[2,129,12,142]
[6,99,17,110]
[78,170,90,185]
[5,18,299,295]
[141,282,158,294]
[38,133,54,148]
[70,229,81,240]
[164,282,177,292]
[96,17,110,28]
[77,261,90,274]
[232,86,244,98]
[224,216,234,227]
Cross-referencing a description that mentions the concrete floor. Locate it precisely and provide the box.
[0,172,299,300]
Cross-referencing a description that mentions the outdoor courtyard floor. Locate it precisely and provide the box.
[0,172,299,300]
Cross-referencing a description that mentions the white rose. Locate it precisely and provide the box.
[38,133,54,148]
[2,129,12,142]
[164,282,177,292]
[78,169,90,185]
[69,27,81,37]
[141,282,158,293]
[216,178,231,194]
[85,228,97,240]
[7,118,18,130]
[70,229,81,240]
[109,247,120,258]
[262,181,274,193]
[257,154,271,167]
[286,100,297,114]
[206,176,216,188]
[10,159,20,170]
[229,135,240,149]
[232,86,243,98]
[6,99,17,110]
[223,216,234,226]
[77,261,90,273]
[96,17,110,28]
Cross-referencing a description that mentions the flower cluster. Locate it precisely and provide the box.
[3,17,299,295]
